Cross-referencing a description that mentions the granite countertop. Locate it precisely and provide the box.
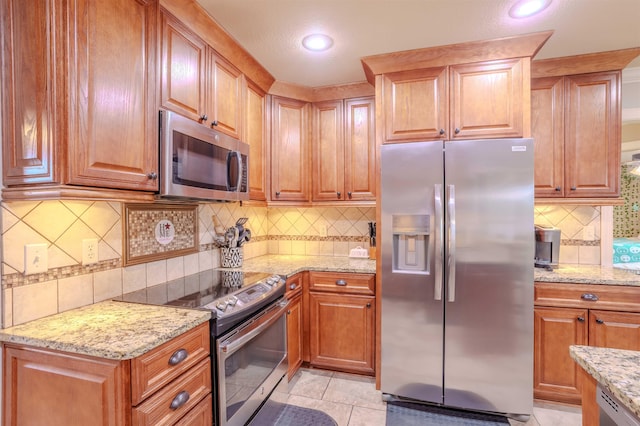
[535,264,640,286]
[570,345,640,418]
[229,254,376,277]
[0,300,211,360]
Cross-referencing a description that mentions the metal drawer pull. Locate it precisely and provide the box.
[336,279,347,286]
[169,390,190,410]
[577,316,585,322]
[168,348,189,366]
[596,318,604,324]
[581,293,599,301]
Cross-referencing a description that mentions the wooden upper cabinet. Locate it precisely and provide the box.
[382,67,447,142]
[1,0,62,185]
[271,96,310,202]
[208,52,244,139]
[532,76,565,197]
[450,58,524,140]
[160,11,207,122]
[381,58,525,143]
[245,80,267,201]
[564,72,620,198]
[312,100,344,201]
[68,0,158,190]
[2,0,158,192]
[344,97,376,200]
[160,9,244,139]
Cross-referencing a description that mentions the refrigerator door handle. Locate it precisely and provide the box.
[434,184,443,301]
[447,185,456,302]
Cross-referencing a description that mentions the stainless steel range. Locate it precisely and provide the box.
[120,270,288,426]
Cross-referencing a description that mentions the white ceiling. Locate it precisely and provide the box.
[195,0,640,88]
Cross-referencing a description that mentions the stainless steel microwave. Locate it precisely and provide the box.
[158,110,249,202]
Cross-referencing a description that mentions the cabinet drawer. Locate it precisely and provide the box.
[132,358,211,426]
[131,322,210,405]
[535,282,640,312]
[286,273,303,296]
[174,393,212,426]
[308,272,375,295]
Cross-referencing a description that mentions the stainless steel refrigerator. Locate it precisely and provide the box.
[380,139,534,418]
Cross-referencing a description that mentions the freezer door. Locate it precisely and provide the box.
[443,138,534,416]
[380,141,445,404]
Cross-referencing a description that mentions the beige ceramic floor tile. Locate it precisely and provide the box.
[288,368,333,400]
[348,405,386,426]
[324,375,386,410]
[532,402,582,426]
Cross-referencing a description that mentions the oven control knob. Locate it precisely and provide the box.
[216,302,228,312]
[227,296,238,306]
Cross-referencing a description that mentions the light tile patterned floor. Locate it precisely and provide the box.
[268,368,583,426]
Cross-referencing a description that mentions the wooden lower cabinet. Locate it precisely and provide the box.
[309,292,375,375]
[3,322,211,426]
[286,274,304,380]
[534,282,640,405]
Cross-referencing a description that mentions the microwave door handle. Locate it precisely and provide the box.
[226,151,241,191]
[235,151,242,192]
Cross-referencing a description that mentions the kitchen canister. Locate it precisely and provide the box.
[221,247,243,268]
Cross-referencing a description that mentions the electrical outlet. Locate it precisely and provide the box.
[24,243,48,275]
[583,225,595,241]
[320,224,328,237]
[82,239,99,265]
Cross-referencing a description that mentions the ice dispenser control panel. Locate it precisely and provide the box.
[392,214,430,274]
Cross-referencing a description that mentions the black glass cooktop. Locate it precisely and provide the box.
[117,270,272,309]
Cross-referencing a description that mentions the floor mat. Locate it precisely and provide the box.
[386,401,510,426]
[249,400,337,426]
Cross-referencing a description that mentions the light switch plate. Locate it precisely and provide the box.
[24,243,48,275]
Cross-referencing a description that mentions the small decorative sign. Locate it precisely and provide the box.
[155,220,175,245]
[123,203,198,266]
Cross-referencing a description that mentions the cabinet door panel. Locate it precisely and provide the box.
[245,81,267,201]
[382,67,447,142]
[309,292,375,374]
[3,345,129,426]
[450,59,524,139]
[1,0,62,185]
[589,310,640,350]
[534,307,587,404]
[312,100,344,201]
[345,97,376,200]
[68,0,158,190]
[287,291,303,380]
[271,96,309,201]
[209,52,243,139]
[160,12,206,121]
[532,76,564,197]
[564,72,620,197]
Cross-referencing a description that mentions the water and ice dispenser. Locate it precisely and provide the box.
[391,214,430,274]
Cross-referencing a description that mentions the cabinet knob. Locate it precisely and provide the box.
[147,172,158,180]
[454,128,460,134]
[169,390,190,410]
[287,310,291,315]
[439,129,445,136]
[581,293,599,301]
[289,283,297,290]
[336,279,347,286]
[199,114,208,122]
[211,120,218,127]
[347,192,352,198]
[596,318,604,324]
[168,348,189,366]
[337,191,341,198]
[555,186,561,191]
[275,191,281,197]
[577,316,585,322]
[366,302,371,308]
[570,186,577,191]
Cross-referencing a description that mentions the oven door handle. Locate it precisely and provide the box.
[218,299,290,356]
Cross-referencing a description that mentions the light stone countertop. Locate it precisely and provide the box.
[570,345,640,418]
[228,254,376,277]
[534,264,640,286]
[0,300,211,360]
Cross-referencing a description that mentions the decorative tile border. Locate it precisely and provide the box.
[561,239,601,247]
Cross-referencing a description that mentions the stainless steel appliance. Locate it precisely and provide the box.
[120,270,287,426]
[159,110,249,202]
[534,225,561,269]
[597,384,640,426]
[380,139,534,419]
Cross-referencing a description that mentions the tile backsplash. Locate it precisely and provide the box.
[614,164,640,238]
[0,201,374,327]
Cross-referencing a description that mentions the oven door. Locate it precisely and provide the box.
[216,299,289,426]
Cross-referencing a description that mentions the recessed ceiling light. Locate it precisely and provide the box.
[302,34,334,52]
[509,0,551,18]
